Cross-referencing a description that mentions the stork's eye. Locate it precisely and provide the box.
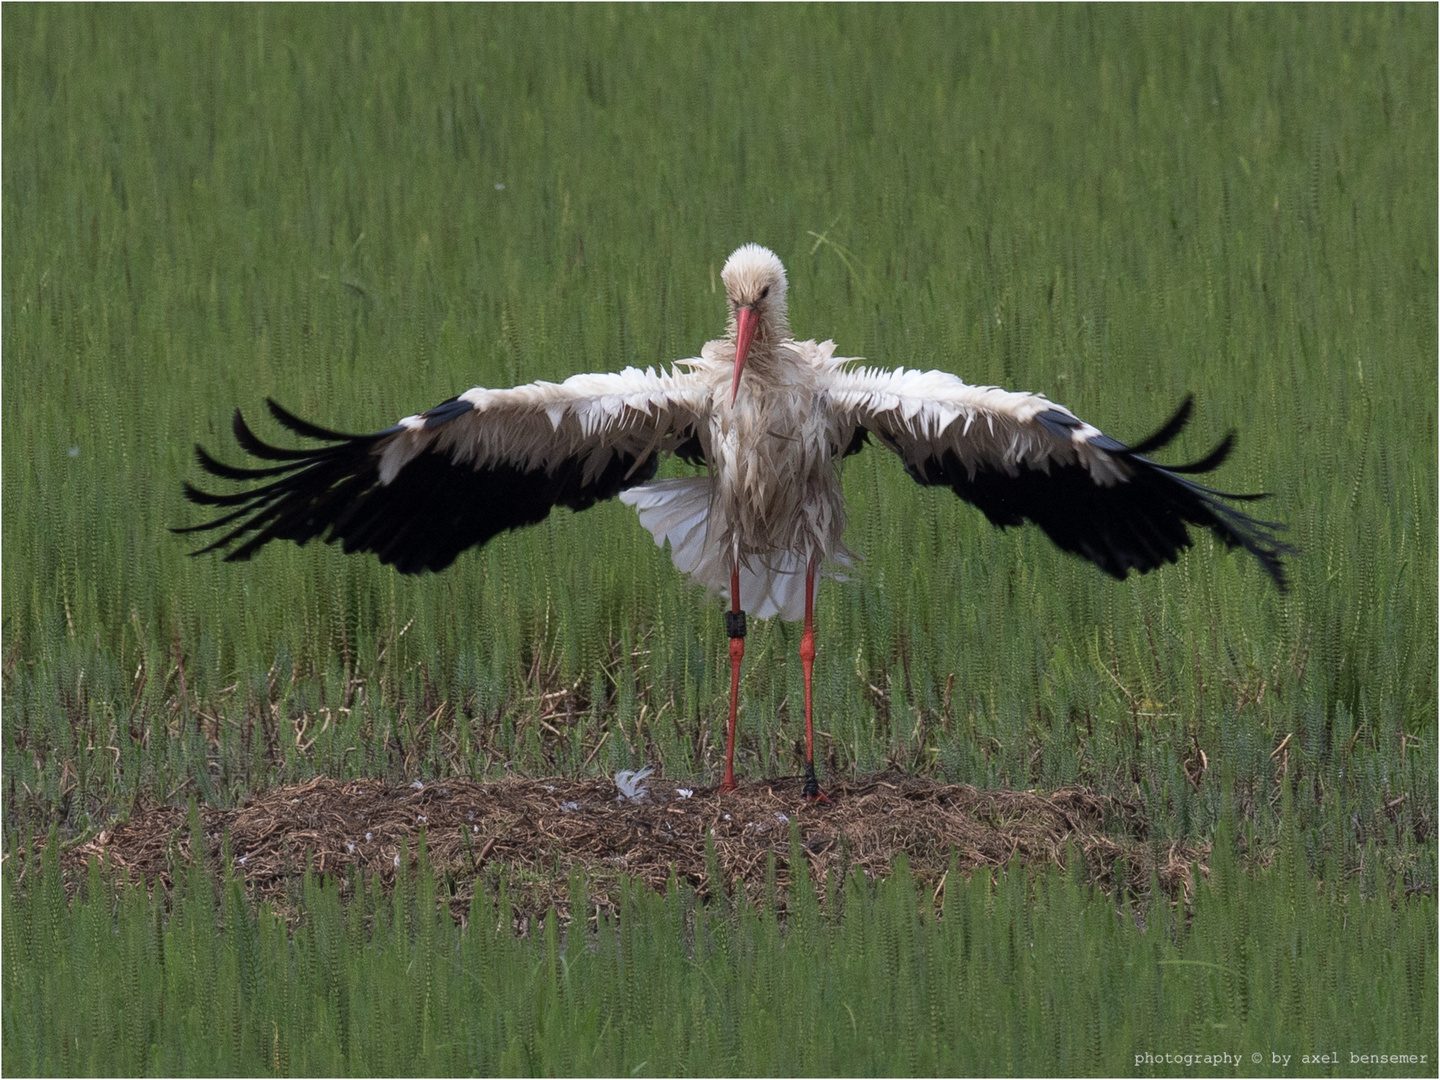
[759,286,770,299]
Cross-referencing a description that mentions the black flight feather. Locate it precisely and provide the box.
[903,398,1292,590]
[177,399,658,574]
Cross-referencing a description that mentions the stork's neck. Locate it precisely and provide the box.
[727,304,791,347]
[725,308,793,382]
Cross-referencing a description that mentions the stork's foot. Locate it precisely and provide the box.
[718,774,739,795]
[801,762,830,803]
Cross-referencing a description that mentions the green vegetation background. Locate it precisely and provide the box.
[3,7,1435,876]
[3,6,1437,1075]
[6,816,1434,1076]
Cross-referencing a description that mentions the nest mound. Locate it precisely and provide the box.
[65,773,1202,921]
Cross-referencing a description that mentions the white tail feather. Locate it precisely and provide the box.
[620,478,847,621]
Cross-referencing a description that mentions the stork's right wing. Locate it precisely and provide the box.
[176,368,708,574]
[829,366,1292,588]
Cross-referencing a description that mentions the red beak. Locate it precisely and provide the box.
[732,305,758,404]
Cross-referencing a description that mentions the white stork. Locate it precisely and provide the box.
[179,244,1289,800]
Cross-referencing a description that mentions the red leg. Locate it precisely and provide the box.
[720,564,744,793]
[800,561,829,802]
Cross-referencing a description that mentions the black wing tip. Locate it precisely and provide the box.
[229,408,312,461]
[1126,394,1194,456]
[193,443,301,482]
[265,398,366,442]
[180,480,234,508]
[1116,400,1293,590]
[922,391,1295,591]
[1209,500,1297,593]
[178,397,655,573]
[1159,429,1236,475]
[178,401,366,560]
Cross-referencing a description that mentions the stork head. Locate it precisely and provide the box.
[721,244,789,402]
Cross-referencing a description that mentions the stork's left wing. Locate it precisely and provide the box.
[177,368,706,574]
[829,366,1291,588]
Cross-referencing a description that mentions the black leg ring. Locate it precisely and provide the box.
[802,761,820,799]
[725,610,747,639]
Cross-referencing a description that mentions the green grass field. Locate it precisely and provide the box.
[6,813,1434,1077]
[2,5,1436,1073]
